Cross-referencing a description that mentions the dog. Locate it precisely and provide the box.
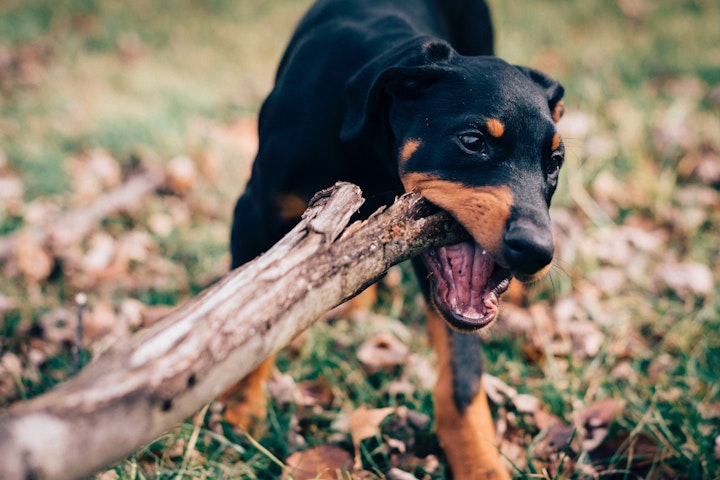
[224,0,565,478]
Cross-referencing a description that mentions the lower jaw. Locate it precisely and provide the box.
[422,246,512,332]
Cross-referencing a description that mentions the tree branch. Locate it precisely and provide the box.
[0,182,468,480]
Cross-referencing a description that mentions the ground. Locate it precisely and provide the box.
[0,0,719,478]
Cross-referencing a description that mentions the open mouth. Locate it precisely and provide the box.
[422,240,512,331]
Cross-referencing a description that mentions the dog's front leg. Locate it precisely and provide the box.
[427,308,511,480]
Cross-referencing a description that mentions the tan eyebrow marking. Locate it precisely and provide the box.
[399,138,421,164]
[486,118,505,138]
[552,132,561,151]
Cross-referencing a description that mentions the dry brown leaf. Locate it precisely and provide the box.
[38,308,76,346]
[165,155,198,195]
[534,408,565,431]
[386,467,416,480]
[114,231,155,268]
[356,332,408,373]
[95,469,120,480]
[295,378,335,408]
[147,212,174,237]
[577,398,626,451]
[617,0,651,22]
[0,352,22,402]
[83,299,119,343]
[283,445,352,480]
[0,171,24,215]
[118,299,146,330]
[14,233,54,283]
[654,261,714,301]
[589,267,627,297]
[267,372,296,405]
[82,232,116,273]
[349,406,394,469]
[115,300,174,330]
[513,394,540,415]
[590,431,667,474]
[647,353,676,382]
[694,150,720,185]
[67,149,122,203]
[531,421,578,479]
[404,353,436,391]
[483,373,517,406]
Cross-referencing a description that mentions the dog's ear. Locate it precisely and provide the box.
[340,39,454,140]
[515,66,565,123]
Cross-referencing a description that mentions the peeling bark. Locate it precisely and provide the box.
[0,182,468,480]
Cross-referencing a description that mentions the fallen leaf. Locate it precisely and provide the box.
[165,155,197,195]
[283,445,352,480]
[82,232,116,273]
[295,378,335,408]
[356,332,408,373]
[405,353,436,391]
[118,299,146,330]
[534,408,565,431]
[617,0,651,22]
[349,406,394,469]
[14,233,54,283]
[83,299,119,343]
[694,150,720,185]
[0,352,22,402]
[95,470,119,480]
[647,353,676,382]
[147,212,174,237]
[590,431,668,474]
[577,398,626,451]
[483,373,518,406]
[386,467,416,480]
[67,148,122,203]
[531,421,578,478]
[267,372,296,405]
[39,308,76,345]
[654,261,714,300]
[0,170,24,215]
[113,230,155,269]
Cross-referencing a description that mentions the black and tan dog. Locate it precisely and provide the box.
[224,0,565,477]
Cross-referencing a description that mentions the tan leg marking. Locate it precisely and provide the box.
[219,356,275,434]
[428,307,510,480]
[401,173,513,257]
[276,193,308,221]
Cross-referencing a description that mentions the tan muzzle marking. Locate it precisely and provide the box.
[401,172,512,256]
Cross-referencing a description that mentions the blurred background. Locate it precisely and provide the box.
[0,0,718,478]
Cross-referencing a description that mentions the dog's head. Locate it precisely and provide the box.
[341,39,565,331]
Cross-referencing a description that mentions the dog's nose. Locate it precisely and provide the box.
[502,219,554,277]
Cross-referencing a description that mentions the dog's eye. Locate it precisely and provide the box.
[546,151,563,180]
[457,132,486,155]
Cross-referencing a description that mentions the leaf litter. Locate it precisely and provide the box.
[1,2,720,478]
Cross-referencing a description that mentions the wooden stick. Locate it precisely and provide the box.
[0,182,468,480]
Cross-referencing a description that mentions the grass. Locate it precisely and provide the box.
[1,0,719,478]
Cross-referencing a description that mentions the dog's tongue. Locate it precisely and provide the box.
[423,241,511,331]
